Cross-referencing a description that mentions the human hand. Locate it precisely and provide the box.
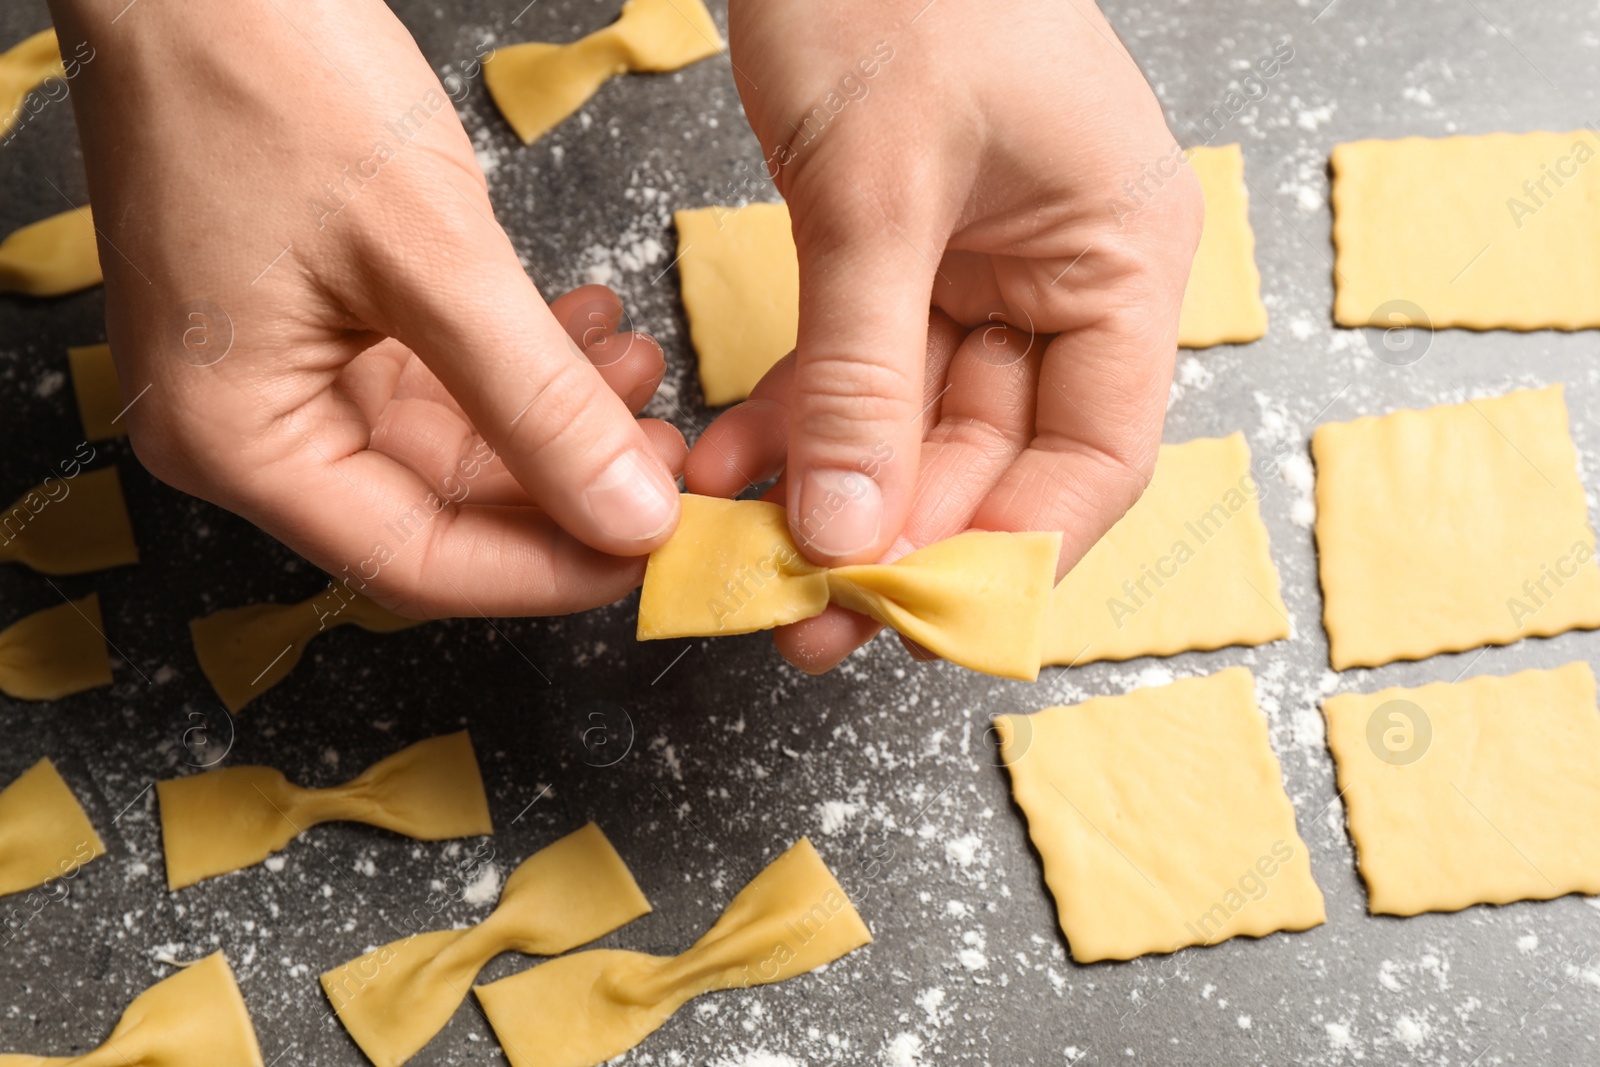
[47,0,684,616]
[697,0,1203,670]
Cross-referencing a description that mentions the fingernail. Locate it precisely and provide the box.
[795,468,881,560]
[587,451,678,543]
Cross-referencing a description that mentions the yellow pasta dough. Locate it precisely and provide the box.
[0,952,265,1067]
[0,29,62,139]
[68,343,125,441]
[0,206,101,297]
[1332,131,1600,329]
[678,150,1266,406]
[1323,663,1600,916]
[637,494,1061,680]
[674,202,798,406]
[475,837,870,1067]
[996,667,1324,963]
[0,466,138,575]
[323,823,650,1067]
[190,588,422,712]
[1313,385,1600,669]
[0,594,112,701]
[157,731,492,890]
[0,758,104,898]
[1043,434,1288,666]
[1177,144,1268,347]
[484,0,722,145]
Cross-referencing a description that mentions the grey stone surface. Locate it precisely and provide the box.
[4,0,1600,1064]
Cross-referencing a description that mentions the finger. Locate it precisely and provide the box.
[549,284,623,343]
[780,321,1042,673]
[974,282,1184,581]
[784,186,941,565]
[347,192,679,556]
[586,331,666,414]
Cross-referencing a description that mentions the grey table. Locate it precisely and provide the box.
[4,0,1600,1064]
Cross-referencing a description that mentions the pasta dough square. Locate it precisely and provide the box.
[68,343,125,441]
[674,202,798,406]
[1331,131,1600,329]
[997,667,1324,962]
[1323,663,1600,916]
[1043,433,1288,667]
[1312,385,1600,669]
[1177,145,1268,347]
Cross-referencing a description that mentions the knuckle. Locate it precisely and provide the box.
[792,354,920,444]
[499,357,611,460]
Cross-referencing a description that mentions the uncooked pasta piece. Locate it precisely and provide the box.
[0,594,111,701]
[996,668,1325,963]
[156,731,492,890]
[68,342,125,440]
[674,202,797,406]
[0,205,101,297]
[189,588,422,712]
[0,758,104,897]
[0,29,62,139]
[637,494,1060,680]
[1043,434,1287,667]
[323,823,650,1067]
[475,838,870,1067]
[1177,144,1268,347]
[0,953,265,1067]
[484,0,721,144]
[1331,131,1600,329]
[1323,663,1600,916]
[0,466,138,575]
[1312,385,1600,669]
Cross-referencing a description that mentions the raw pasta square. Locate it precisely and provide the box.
[1177,144,1268,347]
[1323,663,1600,916]
[1043,433,1289,667]
[1312,385,1600,670]
[1331,131,1600,330]
[997,667,1324,963]
[673,202,798,406]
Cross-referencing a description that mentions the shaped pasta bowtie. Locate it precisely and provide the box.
[475,837,871,1067]
[1,467,138,575]
[637,495,1062,680]
[0,758,104,897]
[190,589,422,712]
[483,0,721,144]
[0,29,62,139]
[0,595,112,701]
[157,731,492,890]
[0,206,101,297]
[322,823,650,1067]
[0,953,264,1067]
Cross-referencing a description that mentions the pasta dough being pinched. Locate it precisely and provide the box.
[1313,385,1600,669]
[637,494,1060,680]
[475,838,870,1067]
[0,758,104,898]
[997,668,1324,963]
[1332,131,1600,329]
[0,953,265,1066]
[1324,663,1600,916]
[157,732,492,889]
[1043,434,1288,667]
[323,823,649,1067]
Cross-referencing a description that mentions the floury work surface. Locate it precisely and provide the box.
[5,0,1600,1063]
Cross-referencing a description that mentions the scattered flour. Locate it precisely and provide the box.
[1517,933,1540,954]
[884,1033,924,1065]
[460,862,502,906]
[817,800,859,836]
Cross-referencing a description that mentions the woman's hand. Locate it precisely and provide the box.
[701,0,1203,669]
[48,0,683,616]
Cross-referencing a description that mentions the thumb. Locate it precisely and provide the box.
[785,194,937,565]
[361,232,679,557]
